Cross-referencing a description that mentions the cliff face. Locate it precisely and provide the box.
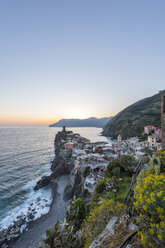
[103,92,161,139]
[34,129,74,191]
[64,170,83,200]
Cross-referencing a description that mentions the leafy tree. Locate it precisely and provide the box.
[106,155,137,178]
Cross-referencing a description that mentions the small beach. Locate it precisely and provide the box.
[9,175,69,248]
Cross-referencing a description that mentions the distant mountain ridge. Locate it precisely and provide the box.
[103,92,161,139]
[49,117,112,128]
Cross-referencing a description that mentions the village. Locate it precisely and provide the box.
[59,125,163,195]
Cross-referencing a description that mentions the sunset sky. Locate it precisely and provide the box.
[0,0,165,125]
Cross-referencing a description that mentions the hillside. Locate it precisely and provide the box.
[103,92,161,139]
[49,117,112,128]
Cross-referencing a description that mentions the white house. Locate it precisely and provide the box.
[148,135,156,147]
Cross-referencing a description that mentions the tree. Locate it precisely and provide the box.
[106,155,136,178]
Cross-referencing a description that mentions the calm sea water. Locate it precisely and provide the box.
[0,126,110,230]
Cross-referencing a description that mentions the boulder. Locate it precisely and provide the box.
[89,217,119,248]
[126,245,133,248]
[128,222,139,231]
[34,176,51,191]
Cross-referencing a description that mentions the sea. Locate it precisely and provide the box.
[0,126,111,232]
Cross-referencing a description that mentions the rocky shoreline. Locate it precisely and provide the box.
[8,175,69,248]
[0,182,56,248]
[0,128,110,248]
[0,129,70,248]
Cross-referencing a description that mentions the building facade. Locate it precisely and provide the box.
[117,134,122,143]
[148,135,156,147]
[161,91,165,150]
[144,126,156,134]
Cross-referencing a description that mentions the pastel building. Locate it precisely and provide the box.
[64,142,74,150]
[148,135,156,147]
[144,126,156,134]
[154,129,162,142]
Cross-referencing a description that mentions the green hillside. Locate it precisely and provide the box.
[103,92,161,139]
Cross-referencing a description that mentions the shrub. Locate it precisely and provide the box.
[66,198,88,230]
[82,200,126,248]
[133,168,165,246]
[39,219,84,248]
[95,178,113,194]
[149,150,165,174]
[156,150,165,173]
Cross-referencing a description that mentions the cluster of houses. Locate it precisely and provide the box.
[61,125,162,195]
[144,125,162,147]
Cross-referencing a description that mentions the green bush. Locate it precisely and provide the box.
[66,198,88,230]
[39,219,83,248]
[106,155,137,178]
[95,178,113,194]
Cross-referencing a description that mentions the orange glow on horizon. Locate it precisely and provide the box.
[0,117,58,126]
[0,112,116,126]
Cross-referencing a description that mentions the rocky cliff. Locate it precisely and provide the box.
[103,92,161,139]
[34,129,74,191]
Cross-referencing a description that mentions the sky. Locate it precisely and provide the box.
[0,0,165,125]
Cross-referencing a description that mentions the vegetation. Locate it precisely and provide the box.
[39,219,83,248]
[101,222,139,248]
[133,168,165,247]
[103,92,161,139]
[106,155,137,178]
[94,176,132,202]
[138,133,148,142]
[83,166,91,178]
[66,198,88,230]
[39,151,165,248]
[82,200,126,248]
[95,178,113,194]
[39,198,87,248]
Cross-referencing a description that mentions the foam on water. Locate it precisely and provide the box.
[0,126,111,235]
[0,169,53,232]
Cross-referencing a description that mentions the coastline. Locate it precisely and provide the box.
[1,127,111,248]
[8,175,69,248]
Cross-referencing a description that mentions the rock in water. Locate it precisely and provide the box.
[34,176,51,191]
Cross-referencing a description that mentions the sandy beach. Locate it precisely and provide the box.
[8,175,69,248]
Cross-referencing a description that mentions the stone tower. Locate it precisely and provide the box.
[161,91,165,150]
